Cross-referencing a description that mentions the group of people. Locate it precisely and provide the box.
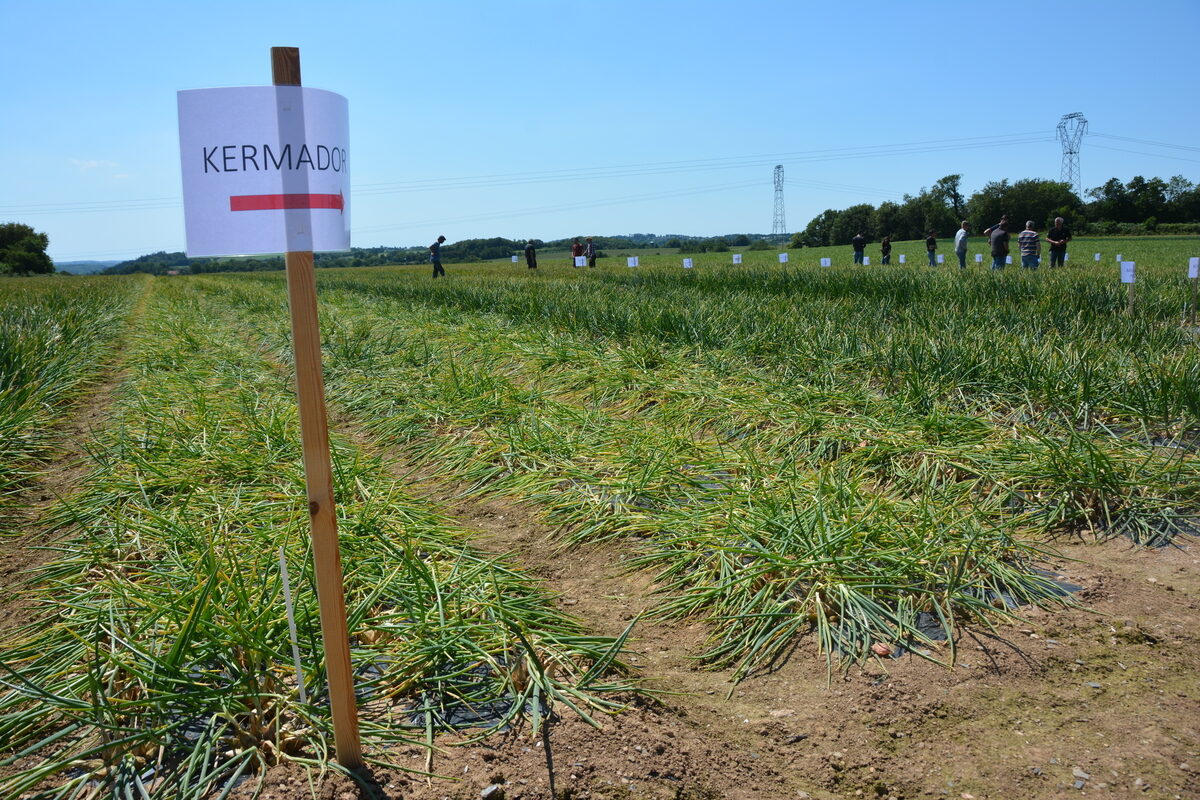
[850,217,1073,271]
[428,236,598,276]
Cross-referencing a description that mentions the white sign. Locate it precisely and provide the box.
[627,256,639,268]
[975,253,983,263]
[511,255,518,263]
[683,258,694,269]
[820,257,831,267]
[898,254,906,264]
[1064,253,1069,261]
[936,254,944,264]
[574,256,586,267]
[732,253,743,264]
[862,256,871,265]
[178,86,350,257]
[1121,261,1136,284]
[778,252,788,263]
[1005,256,1013,264]
[1189,257,1199,279]
[1094,253,1101,261]
[1116,254,1123,262]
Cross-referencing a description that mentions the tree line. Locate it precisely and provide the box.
[792,174,1200,248]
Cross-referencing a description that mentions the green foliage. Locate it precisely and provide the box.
[967,178,1083,232]
[0,222,55,275]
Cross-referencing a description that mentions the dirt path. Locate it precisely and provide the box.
[0,279,152,634]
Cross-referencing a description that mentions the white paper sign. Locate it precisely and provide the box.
[178,86,350,257]
[1005,256,1013,264]
[975,254,983,263]
[511,255,518,263]
[1064,253,1069,261]
[863,256,871,265]
[1121,261,1136,283]
[574,256,586,267]
[1094,253,1101,261]
[1116,254,1123,262]
[899,254,906,264]
[778,252,788,263]
[682,258,693,269]
[627,256,639,268]
[936,254,944,264]
[820,257,832,267]
[732,253,743,264]
[1189,257,1199,279]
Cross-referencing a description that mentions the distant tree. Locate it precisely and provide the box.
[800,209,840,248]
[748,239,771,250]
[871,201,904,242]
[0,223,55,275]
[931,174,967,222]
[665,237,682,248]
[731,234,751,246]
[970,179,1082,232]
[788,231,805,249]
[830,203,876,246]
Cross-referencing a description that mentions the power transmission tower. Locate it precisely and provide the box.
[772,165,786,237]
[1056,112,1088,197]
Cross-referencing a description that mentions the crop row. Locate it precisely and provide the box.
[195,263,1197,678]
[0,281,630,799]
[0,276,145,510]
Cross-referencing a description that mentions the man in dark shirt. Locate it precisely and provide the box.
[1046,217,1071,267]
[584,237,597,268]
[851,232,866,264]
[989,222,1010,270]
[429,235,446,278]
[524,239,537,270]
[925,231,938,266]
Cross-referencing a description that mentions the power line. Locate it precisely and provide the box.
[1090,132,1200,153]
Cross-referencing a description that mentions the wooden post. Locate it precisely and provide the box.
[272,45,363,770]
[1127,281,1135,316]
[1190,278,1197,326]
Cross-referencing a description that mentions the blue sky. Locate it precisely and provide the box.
[2,0,1198,262]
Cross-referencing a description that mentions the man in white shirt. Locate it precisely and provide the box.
[954,221,970,269]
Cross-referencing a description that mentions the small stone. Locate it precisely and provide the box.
[1086,682,1102,689]
[770,708,796,717]
[1073,768,1091,780]
[480,784,505,800]
[1074,780,1085,790]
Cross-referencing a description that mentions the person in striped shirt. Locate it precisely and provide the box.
[1018,221,1041,270]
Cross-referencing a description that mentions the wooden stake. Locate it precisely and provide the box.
[272,45,362,770]
[1190,278,1197,326]
[1127,281,1135,316]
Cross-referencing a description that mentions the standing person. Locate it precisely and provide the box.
[1018,221,1041,269]
[880,236,892,265]
[925,231,938,266]
[851,232,867,265]
[989,221,1010,270]
[1046,217,1072,267]
[954,221,970,269]
[584,236,597,268]
[524,239,537,270]
[570,237,584,267]
[429,235,446,278]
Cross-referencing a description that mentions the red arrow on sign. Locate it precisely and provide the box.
[230,192,344,213]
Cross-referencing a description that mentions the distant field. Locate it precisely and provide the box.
[2,236,1199,799]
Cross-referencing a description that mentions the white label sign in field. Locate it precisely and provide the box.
[1116,254,1123,262]
[627,256,639,268]
[178,86,350,257]
[732,253,743,264]
[863,256,870,265]
[1189,256,1200,279]
[1094,253,1101,261]
[511,255,518,263]
[778,252,788,263]
[936,254,944,264]
[975,254,983,263]
[574,256,586,267]
[820,257,831,267]
[1121,261,1136,284]
[683,258,693,269]
[1006,256,1013,264]
[898,254,906,264]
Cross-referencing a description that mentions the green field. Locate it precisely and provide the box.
[1,236,1197,797]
